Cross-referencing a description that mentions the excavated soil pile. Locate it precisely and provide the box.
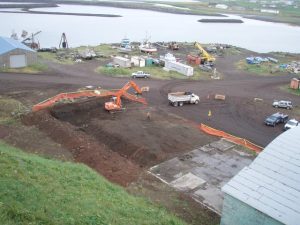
[23,97,214,186]
[23,109,140,186]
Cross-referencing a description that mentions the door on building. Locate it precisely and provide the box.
[10,55,26,68]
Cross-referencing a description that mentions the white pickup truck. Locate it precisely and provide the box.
[168,92,200,107]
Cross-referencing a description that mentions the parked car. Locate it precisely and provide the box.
[265,112,289,127]
[131,71,150,78]
[272,100,293,109]
[284,119,299,130]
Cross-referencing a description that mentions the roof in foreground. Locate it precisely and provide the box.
[222,126,300,225]
[0,36,34,55]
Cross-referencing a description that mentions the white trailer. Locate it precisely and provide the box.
[165,60,193,76]
[168,92,200,107]
[113,56,131,68]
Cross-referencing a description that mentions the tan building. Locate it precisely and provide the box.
[0,36,37,68]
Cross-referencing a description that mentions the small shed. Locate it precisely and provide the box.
[131,56,145,67]
[187,54,201,65]
[0,36,37,68]
[290,78,300,90]
[113,56,131,68]
[221,126,300,225]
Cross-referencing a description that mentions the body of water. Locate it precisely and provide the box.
[1,4,300,53]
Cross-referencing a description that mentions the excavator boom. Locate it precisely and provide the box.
[32,90,115,112]
[32,81,146,112]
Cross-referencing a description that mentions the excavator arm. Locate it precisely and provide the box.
[105,81,146,111]
[122,92,147,105]
[32,90,115,112]
[32,81,146,112]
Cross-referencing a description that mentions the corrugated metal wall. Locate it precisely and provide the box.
[221,194,284,225]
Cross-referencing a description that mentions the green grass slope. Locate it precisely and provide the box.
[0,142,186,225]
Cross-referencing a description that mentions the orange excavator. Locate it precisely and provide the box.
[32,81,147,112]
[104,81,146,112]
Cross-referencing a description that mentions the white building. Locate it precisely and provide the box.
[215,4,229,9]
[160,53,176,63]
[261,9,280,14]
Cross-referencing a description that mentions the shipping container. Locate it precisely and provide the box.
[187,54,201,65]
[145,58,153,66]
[165,60,194,76]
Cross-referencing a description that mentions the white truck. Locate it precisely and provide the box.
[284,119,299,130]
[168,92,200,107]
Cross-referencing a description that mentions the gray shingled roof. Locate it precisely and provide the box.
[0,36,34,55]
[222,126,300,225]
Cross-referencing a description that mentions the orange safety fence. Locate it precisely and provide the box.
[199,123,263,153]
[32,90,116,112]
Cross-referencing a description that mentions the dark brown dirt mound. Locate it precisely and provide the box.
[49,98,214,167]
[23,109,140,186]
[0,125,10,138]
[22,97,214,186]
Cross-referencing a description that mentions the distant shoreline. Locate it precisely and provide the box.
[0,8,121,17]
[0,0,226,17]
[0,0,298,26]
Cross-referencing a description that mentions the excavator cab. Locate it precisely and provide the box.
[104,81,146,112]
[105,97,122,111]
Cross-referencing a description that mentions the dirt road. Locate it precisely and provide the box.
[1,54,298,147]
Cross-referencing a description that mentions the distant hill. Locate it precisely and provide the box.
[0,141,185,225]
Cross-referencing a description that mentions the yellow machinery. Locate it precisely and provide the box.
[194,42,215,65]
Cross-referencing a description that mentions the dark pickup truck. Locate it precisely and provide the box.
[264,112,288,127]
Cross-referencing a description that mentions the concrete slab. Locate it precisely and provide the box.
[148,138,255,214]
[194,185,224,213]
[209,139,235,152]
[170,172,206,191]
[199,144,215,152]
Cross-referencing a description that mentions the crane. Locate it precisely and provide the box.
[194,42,215,65]
[21,31,41,50]
[105,81,146,112]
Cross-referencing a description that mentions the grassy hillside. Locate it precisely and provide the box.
[0,142,186,225]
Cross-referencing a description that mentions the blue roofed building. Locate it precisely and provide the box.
[0,36,37,68]
[220,126,300,225]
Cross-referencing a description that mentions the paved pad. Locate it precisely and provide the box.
[149,139,254,214]
[170,172,206,191]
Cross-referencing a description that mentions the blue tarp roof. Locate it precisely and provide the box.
[0,36,34,55]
